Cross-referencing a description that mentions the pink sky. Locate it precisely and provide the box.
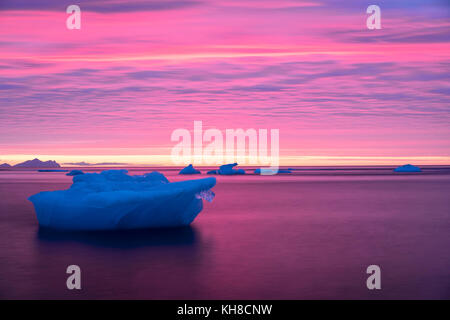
[0,0,449,165]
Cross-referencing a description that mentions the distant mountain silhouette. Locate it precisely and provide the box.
[13,158,60,168]
[63,162,128,166]
[0,163,11,168]
[95,162,129,166]
[63,162,91,166]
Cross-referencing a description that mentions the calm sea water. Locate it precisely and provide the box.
[0,166,449,299]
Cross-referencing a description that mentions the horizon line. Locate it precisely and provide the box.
[1,154,450,167]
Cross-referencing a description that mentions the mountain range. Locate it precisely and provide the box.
[1,158,61,168]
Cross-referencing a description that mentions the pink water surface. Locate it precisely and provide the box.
[0,167,449,299]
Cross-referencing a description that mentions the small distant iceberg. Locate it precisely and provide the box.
[66,170,84,176]
[179,164,201,175]
[208,163,245,175]
[0,163,11,168]
[254,168,292,175]
[219,163,245,175]
[37,169,68,172]
[394,164,421,173]
[28,169,216,231]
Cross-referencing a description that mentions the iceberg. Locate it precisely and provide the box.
[66,169,84,176]
[28,169,216,231]
[394,164,421,173]
[37,169,68,172]
[179,164,201,175]
[254,168,292,175]
[0,163,11,168]
[208,163,245,175]
[219,163,245,175]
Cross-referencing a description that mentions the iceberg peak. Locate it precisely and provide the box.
[179,164,201,175]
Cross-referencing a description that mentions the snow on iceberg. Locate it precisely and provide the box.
[208,163,245,175]
[254,168,292,175]
[28,169,216,231]
[179,164,201,175]
[195,189,215,202]
[394,164,421,173]
[66,170,84,176]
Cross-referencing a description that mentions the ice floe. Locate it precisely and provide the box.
[393,164,421,173]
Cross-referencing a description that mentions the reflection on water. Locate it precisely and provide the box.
[37,226,198,248]
[28,225,208,300]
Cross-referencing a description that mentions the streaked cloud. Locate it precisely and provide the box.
[0,0,449,164]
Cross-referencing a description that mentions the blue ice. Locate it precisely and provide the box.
[393,164,421,173]
[254,168,291,175]
[28,170,216,231]
[66,170,84,176]
[208,163,245,175]
[179,164,201,174]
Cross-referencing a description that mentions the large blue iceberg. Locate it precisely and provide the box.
[394,164,421,173]
[207,163,245,175]
[28,170,216,231]
[179,164,201,175]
